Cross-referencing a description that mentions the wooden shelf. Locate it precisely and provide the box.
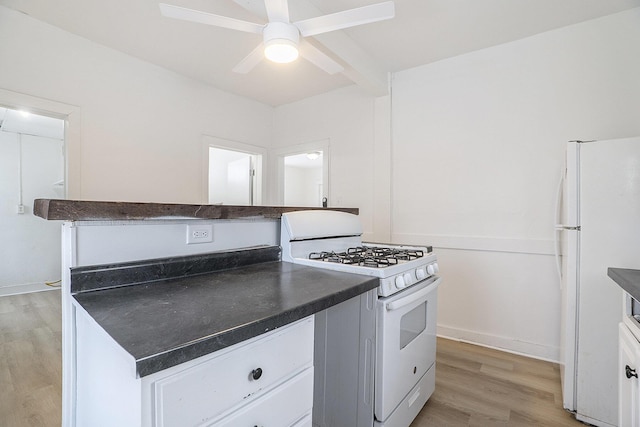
[33,199,358,221]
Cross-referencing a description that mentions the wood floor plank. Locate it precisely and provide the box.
[0,290,62,427]
[413,398,471,426]
[411,337,586,426]
[432,368,513,421]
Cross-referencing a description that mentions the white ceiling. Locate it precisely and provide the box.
[1,0,638,106]
[285,151,323,169]
[0,107,65,140]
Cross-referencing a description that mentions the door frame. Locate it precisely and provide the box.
[270,139,330,206]
[0,88,81,198]
[201,135,267,205]
[0,87,81,427]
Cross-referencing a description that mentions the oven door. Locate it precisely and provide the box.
[375,276,440,424]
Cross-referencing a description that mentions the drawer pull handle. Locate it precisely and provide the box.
[626,365,638,379]
[251,367,263,381]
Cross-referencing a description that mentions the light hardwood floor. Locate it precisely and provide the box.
[0,290,62,427]
[412,338,586,426]
[1,290,585,427]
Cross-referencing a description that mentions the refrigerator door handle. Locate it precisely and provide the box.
[554,170,565,283]
[556,225,581,231]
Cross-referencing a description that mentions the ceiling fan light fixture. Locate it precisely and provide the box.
[263,22,300,64]
[160,1,396,74]
[264,38,299,63]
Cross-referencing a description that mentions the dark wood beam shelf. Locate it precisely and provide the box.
[33,199,358,221]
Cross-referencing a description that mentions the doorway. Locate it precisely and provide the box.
[0,107,65,295]
[284,151,324,207]
[208,147,256,205]
[203,136,266,206]
[272,140,329,207]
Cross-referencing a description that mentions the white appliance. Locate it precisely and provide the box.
[555,137,640,426]
[281,210,441,427]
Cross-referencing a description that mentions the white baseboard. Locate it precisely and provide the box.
[0,282,60,297]
[437,324,560,364]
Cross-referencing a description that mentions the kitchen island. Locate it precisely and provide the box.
[35,199,375,427]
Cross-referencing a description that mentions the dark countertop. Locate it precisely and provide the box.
[608,268,640,301]
[33,199,358,221]
[72,253,378,377]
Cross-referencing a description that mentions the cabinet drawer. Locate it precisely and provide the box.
[211,368,313,426]
[291,413,312,427]
[154,317,314,427]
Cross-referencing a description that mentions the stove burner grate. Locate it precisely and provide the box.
[308,246,424,268]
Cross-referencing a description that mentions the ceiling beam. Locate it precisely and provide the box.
[233,0,390,97]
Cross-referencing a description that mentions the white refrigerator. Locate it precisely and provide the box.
[556,137,640,426]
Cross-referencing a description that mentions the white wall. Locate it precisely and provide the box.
[284,165,322,207]
[273,8,640,361]
[391,8,640,360]
[274,86,388,241]
[0,5,273,204]
[0,131,63,292]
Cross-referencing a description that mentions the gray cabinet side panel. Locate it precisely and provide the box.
[313,289,376,427]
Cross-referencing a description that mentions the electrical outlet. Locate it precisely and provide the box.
[16,205,25,214]
[186,224,213,244]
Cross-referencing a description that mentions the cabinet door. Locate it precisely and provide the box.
[154,318,313,427]
[212,368,313,427]
[619,323,640,427]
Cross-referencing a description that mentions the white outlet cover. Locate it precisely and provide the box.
[186,224,213,244]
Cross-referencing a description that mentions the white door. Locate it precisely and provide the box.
[576,137,640,425]
[557,142,580,411]
[208,147,256,206]
[226,156,252,205]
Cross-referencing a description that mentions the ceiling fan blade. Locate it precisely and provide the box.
[232,43,265,74]
[294,1,394,37]
[264,0,289,23]
[159,3,264,34]
[299,40,343,75]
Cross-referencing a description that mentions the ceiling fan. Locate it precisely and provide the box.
[159,0,395,75]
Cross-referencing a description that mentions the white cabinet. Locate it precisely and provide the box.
[213,369,313,427]
[619,322,640,427]
[149,317,314,426]
[74,308,314,427]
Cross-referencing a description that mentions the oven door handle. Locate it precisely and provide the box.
[386,277,441,312]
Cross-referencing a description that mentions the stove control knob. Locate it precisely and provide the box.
[427,263,439,275]
[416,268,426,280]
[395,275,406,289]
[403,273,413,286]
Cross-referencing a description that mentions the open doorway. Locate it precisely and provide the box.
[272,139,329,207]
[208,147,257,205]
[284,151,324,207]
[0,107,65,295]
[203,135,266,206]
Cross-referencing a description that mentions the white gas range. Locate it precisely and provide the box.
[281,210,441,427]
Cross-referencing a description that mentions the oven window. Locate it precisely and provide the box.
[400,302,427,349]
